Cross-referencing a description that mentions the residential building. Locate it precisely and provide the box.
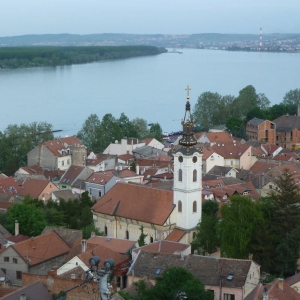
[86,169,143,200]
[272,113,300,149]
[86,154,116,172]
[0,231,70,284]
[246,118,276,143]
[212,141,253,170]
[103,138,145,155]
[27,136,86,171]
[128,250,260,300]
[202,148,225,174]
[59,165,93,191]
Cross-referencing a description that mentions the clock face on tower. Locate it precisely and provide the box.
[193,156,197,163]
[178,156,183,163]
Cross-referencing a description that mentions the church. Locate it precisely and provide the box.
[92,87,203,245]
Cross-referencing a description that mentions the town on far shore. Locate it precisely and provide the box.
[1,87,300,300]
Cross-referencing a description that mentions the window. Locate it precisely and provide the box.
[178,169,182,182]
[178,200,182,212]
[16,271,22,280]
[269,185,273,189]
[13,258,18,264]
[1,268,6,274]
[61,160,64,166]
[150,236,154,243]
[126,230,129,239]
[4,257,9,262]
[193,201,197,213]
[224,294,235,300]
[67,159,70,165]
[193,169,197,182]
[105,225,108,236]
[98,190,102,197]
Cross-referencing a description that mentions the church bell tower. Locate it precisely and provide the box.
[173,86,203,230]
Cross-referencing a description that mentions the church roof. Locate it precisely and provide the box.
[92,182,175,226]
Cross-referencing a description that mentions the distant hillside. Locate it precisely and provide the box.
[0,45,167,69]
[0,33,299,48]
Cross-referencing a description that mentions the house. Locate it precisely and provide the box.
[50,189,79,202]
[59,165,93,191]
[0,231,70,284]
[197,131,234,146]
[212,141,253,170]
[273,113,300,149]
[86,154,116,172]
[14,165,64,182]
[118,154,134,167]
[17,178,59,201]
[0,281,52,300]
[128,250,260,300]
[135,158,171,176]
[27,136,86,171]
[285,272,300,294]
[92,93,203,245]
[202,147,225,174]
[85,169,143,200]
[261,144,282,157]
[132,240,191,260]
[140,138,165,150]
[246,118,276,143]
[207,166,238,178]
[245,278,299,300]
[132,145,166,159]
[103,138,145,155]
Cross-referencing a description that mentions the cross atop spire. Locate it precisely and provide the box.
[185,85,191,101]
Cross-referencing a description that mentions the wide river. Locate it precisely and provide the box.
[1,49,300,135]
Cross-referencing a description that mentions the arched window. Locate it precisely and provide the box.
[193,169,197,182]
[126,230,129,239]
[179,169,182,181]
[105,225,108,236]
[178,200,182,212]
[193,201,197,213]
[150,236,154,243]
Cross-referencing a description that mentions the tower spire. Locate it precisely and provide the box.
[178,85,198,155]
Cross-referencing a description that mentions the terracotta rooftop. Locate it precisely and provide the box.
[133,240,190,255]
[17,165,64,180]
[212,141,251,159]
[92,182,175,225]
[87,236,136,254]
[199,132,233,143]
[118,153,134,161]
[6,234,30,244]
[11,231,70,266]
[86,172,114,184]
[17,178,58,198]
[59,165,86,185]
[0,177,20,195]
[165,229,186,242]
[86,159,102,166]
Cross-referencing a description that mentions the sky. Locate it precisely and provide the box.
[1,0,300,37]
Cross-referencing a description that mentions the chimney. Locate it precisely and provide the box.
[136,164,140,175]
[81,239,87,252]
[91,232,95,238]
[278,278,284,291]
[20,295,26,300]
[15,220,19,236]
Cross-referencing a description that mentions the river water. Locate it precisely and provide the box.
[1,49,300,135]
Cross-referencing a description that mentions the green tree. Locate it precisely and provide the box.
[77,114,102,152]
[220,195,262,259]
[118,113,139,138]
[6,203,47,236]
[274,226,300,276]
[131,118,149,139]
[137,225,148,247]
[149,123,163,142]
[191,201,219,254]
[268,169,300,238]
[246,106,267,122]
[130,160,136,172]
[133,267,213,300]
[257,93,271,110]
[282,88,300,106]
[100,114,123,151]
[81,222,105,239]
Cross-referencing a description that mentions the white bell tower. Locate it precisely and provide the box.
[173,86,203,230]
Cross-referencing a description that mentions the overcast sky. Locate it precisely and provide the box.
[1,0,300,37]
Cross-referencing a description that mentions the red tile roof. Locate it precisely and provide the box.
[6,234,30,244]
[165,229,186,242]
[118,154,134,161]
[86,172,114,184]
[133,240,190,255]
[59,165,85,185]
[200,132,233,143]
[0,177,20,195]
[92,182,174,225]
[17,178,58,198]
[12,231,70,266]
[42,136,83,157]
[212,141,251,159]
[86,159,102,166]
[87,236,136,254]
